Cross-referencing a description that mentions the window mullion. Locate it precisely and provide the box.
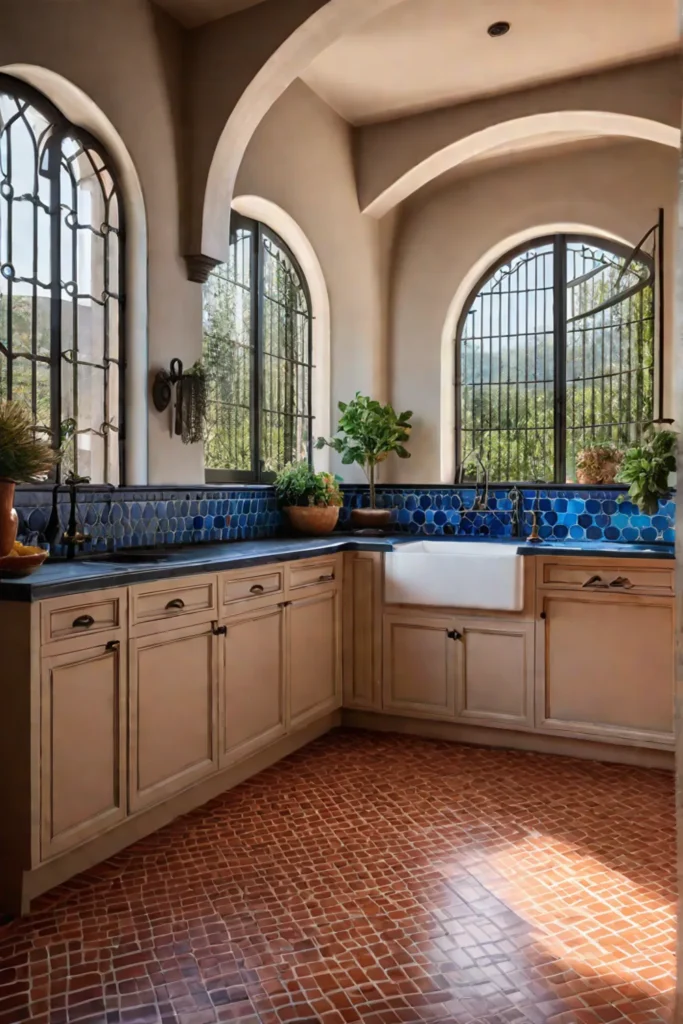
[553,234,567,483]
[253,221,264,482]
[48,139,63,476]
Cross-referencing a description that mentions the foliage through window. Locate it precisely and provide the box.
[0,75,125,484]
[457,232,660,483]
[203,214,313,482]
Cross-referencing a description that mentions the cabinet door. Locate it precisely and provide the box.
[129,622,219,812]
[456,619,534,727]
[382,613,459,719]
[289,591,341,729]
[221,604,286,766]
[537,592,674,744]
[343,552,382,710]
[41,639,126,859]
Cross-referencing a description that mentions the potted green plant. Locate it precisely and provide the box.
[575,442,624,485]
[316,393,413,529]
[0,402,59,557]
[617,428,677,515]
[274,462,343,536]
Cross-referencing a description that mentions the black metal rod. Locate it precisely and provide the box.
[553,236,567,482]
[657,207,666,421]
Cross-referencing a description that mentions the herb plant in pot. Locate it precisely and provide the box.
[316,394,413,530]
[274,462,343,536]
[575,442,624,485]
[0,402,59,557]
[617,428,677,516]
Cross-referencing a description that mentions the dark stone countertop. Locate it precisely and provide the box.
[0,534,674,602]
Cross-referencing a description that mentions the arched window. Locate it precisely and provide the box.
[203,213,314,482]
[0,74,125,484]
[456,232,659,484]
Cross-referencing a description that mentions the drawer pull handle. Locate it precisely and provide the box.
[250,584,265,594]
[610,576,634,590]
[318,574,334,582]
[105,640,120,652]
[165,598,185,610]
[72,614,95,629]
[582,575,608,589]
[212,622,227,636]
[447,629,463,642]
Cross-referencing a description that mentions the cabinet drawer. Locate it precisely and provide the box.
[288,558,339,592]
[42,590,126,648]
[221,567,284,610]
[540,560,674,596]
[131,575,217,631]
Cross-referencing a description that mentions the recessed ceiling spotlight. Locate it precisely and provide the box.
[488,21,510,37]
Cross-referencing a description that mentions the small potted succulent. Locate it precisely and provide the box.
[315,393,413,529]
[0,402,59,557]
[575,442,624,485]
[274,462,343,536]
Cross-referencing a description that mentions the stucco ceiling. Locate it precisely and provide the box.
[301,0,680,124]
[152,0,266,28]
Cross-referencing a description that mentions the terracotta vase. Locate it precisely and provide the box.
[285,505,340,536]
[0,480,18,558]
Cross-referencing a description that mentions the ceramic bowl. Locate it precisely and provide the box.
[0,544,49,578]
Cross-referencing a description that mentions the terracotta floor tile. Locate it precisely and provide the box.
[0,730,675,1023]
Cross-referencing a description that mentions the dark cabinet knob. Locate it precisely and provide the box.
[72,614,95,629]
[250,584,265,594]
[318,574,334,582]
[211,623,228,636]
[165,598,185,610]
[105,640,120,651]
[582,574,608,589]
[446,629,463,642]
[610,576,634,590]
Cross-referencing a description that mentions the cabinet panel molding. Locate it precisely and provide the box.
[343,552,382,710]
[289,590,342,729]
[40,639,126,860]
[221,604,286,766]
[457,619,534,726]
[129,622,219,811]
[382,612,459,719]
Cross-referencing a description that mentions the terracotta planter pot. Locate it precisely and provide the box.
[350,508,392,530]
[285,505,339,536]
[0,480,18,558]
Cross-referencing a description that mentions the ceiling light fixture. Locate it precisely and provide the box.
[488,21,510,37]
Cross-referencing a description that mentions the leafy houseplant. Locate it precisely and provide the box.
[274,462,343,536]
[617,428,677,516]
[315,393,413,529]
[0,401,60,557]
[575,443,624,485]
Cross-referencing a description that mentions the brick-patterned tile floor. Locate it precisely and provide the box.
[0,730,675,1024]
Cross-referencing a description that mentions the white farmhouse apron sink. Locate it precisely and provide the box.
[384,541,524,611]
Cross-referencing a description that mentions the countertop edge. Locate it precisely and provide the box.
[0,536,674,602]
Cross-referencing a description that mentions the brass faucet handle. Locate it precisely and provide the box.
[61,531,88,546]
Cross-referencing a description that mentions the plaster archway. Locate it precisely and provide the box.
[2,63,149,485]
[439,223,632,484]
[198,0,405,265]
[231,195,332,470]
[365,112,681,219]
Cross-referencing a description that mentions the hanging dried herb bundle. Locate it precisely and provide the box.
[179,361,207,445]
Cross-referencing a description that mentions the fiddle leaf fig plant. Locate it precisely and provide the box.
[617,428,677,516]
[315,393,413,509]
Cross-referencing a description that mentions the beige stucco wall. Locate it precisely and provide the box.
[389,139,680,484]
[235,79,387,481]
[1,0,202,484]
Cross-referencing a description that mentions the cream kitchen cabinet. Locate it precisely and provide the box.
[220,602,287,766]
[343,552,383,710]
[382,611,460,719]
[40,636,127,861]
[289,589,342,729]
[128,619,220,812]
[536,588,675,746]
[382,611,533,726]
